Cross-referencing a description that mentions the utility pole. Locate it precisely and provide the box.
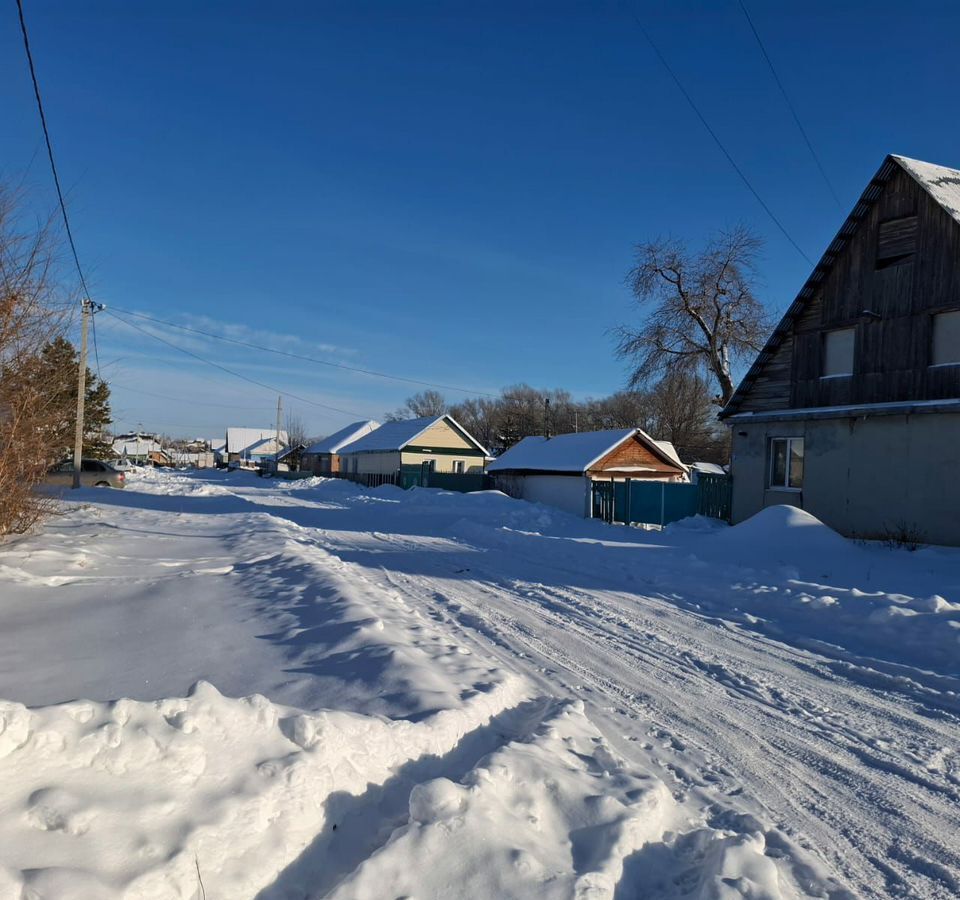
[543,397,551,439]
[71,299,104,488]
[275,395,284,461]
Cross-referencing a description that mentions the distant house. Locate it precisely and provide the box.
[301,420,380,475]
[225,428,288,466]
[112,432,162,464]
[720,154,960,545]
[338,415,488,479]
[488,428,687,517]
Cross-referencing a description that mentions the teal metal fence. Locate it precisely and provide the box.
[591,476,731,527]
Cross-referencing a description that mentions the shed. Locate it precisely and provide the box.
[488,428,687,517]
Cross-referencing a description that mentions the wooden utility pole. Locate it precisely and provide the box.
[71,300,104,488]
[71,300,91,489]
[275,395,284,457]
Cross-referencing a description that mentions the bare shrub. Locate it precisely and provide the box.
[0,187,70,537]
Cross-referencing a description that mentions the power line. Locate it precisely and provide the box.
[737,0,843,211]
[91,311,102,379]
[105,308,367,421]
[630,12,815,267]
[106,304,498,399]
[15,0,93,301]
[113,383,276,410]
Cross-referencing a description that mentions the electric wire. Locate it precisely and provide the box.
[737,0,843,210]
[106,305,498,399]
[15,0,93,301]
[91,311,102,379]
[113,384,276,411]
[105,308,367,421]
[630,12,815,267]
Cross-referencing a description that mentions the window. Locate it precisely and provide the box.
[822,328,855,378]
[931,310,960,367]
[452,460,465,474]
[876,215,917,269]
[769,438,804,490]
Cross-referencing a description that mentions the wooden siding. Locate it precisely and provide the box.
[587,434,684,478]
[414,419,478,451]
[737,166,960,413]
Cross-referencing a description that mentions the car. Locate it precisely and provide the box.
[45,458,126,489]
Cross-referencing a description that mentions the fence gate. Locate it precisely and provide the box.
[590,477,730,528]
[697,473,732,521]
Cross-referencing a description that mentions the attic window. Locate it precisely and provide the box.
[931,310,960,367]
[876,215,917,269]
[822,327,855,378]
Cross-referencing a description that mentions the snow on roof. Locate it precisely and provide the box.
[691,461,726,475]
[226,428,288,454]
[488,429,637,473]
[653,440,684,469]
[304,420,380,455]
[490,429,688,474]
[339,415,487,454]
[894,155,960,226]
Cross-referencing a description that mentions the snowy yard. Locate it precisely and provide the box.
[0,468,958,899]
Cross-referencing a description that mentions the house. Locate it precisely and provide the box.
[112,432,163,464]
[225,427,288,467]
[720,154,960,545]
[488,428,687,517]
[301,420,380,475]
[337,415,488,480]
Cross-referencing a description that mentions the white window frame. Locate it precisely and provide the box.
[821,327,855,379]
[452,460,465,474]
[930,309,960,368]
[768,437,804,491]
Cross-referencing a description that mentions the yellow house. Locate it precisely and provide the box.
[337,415,489,482]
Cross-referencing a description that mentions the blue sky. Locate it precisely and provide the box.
[3,0,959,438]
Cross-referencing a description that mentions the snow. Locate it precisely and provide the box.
[303,420,379,455]
[895,155,960,225]
[225,427,288,455]
[489,429,635,473]
[1,468,959,897]
[489,429,686,474]
[339,414,488,454]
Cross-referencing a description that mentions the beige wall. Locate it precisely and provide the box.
[344,451,401,475]
[401,451,483,474]
[730,412,960,546]
[411,420,478,451]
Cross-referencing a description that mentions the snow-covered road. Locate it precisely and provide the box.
[1,469,958,899]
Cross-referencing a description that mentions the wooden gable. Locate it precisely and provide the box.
[723,156,960,416]
[587,434,683,478]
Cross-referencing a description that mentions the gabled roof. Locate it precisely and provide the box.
[896,155,960,225]
[226,427,288,454]
[488,428,685,474]
[338,415,489,455]
[304,420,380,455]
[721,154,960,418]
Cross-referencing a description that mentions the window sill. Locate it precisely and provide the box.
[766,486,802,493]
[819,374,852,380]
[928,362,960,369]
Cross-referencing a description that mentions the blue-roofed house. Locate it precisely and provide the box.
[337,415,489,481]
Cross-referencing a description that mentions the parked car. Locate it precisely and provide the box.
[45,458,126,489]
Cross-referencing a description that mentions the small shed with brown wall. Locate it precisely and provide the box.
[488,428,687,518]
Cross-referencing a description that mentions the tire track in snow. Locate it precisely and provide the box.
[359,533,960,900]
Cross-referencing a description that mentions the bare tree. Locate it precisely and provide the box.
[0,187,71,536]
[283,410,308,448]
[384,390,447,422]
[616,226,770,406]
[283,410,309,470]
